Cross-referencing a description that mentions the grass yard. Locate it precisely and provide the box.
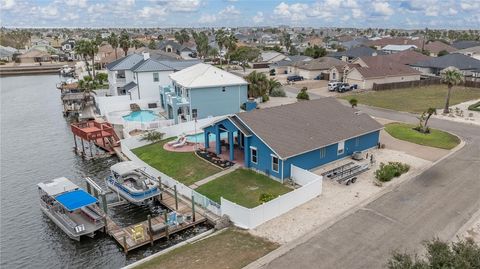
[384,123,460,150]
[134,228,278,269]
[195,168,292,208]
[340,85,480,113]
[132,139,221,185]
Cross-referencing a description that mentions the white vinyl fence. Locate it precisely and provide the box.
[221,165,323,229]
[291,164,322,186]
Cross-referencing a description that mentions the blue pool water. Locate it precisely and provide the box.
[123,110,159,122]
[186,132,231,143]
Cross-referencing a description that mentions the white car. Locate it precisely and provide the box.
[328,82,340,91]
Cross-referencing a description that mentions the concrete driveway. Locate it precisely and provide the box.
[248,105,480,269]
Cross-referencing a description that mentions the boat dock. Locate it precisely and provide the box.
[71,120,120,157]
[105,189,206,253]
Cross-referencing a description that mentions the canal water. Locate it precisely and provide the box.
[0,75,208,269]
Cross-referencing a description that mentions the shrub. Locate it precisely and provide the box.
[240,103,246,110]
[259,193,276,203]
[262,94,270,102]
[297,87,309,100]
[468,101,480,112]
[349,98,358,108]
[140,130,165,143]
[375,162,410,182]
[270,88,286,97]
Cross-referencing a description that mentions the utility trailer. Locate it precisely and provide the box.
[321,162,370,185]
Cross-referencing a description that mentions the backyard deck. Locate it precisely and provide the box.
[106,189,206,253]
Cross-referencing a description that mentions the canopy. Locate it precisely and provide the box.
[37,177,78,196]
[110,161,144,177]
[55,189,98,211]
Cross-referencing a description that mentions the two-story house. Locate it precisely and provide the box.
[160,63,248,124]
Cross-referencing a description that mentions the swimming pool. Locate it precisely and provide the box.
[123,110,160,122]
[186,132,231,143]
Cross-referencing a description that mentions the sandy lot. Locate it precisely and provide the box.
[433,99,480,126]
[250,147,432,244]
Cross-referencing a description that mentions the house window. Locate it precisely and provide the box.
[337,141,345,155]
[355,137,360,147]
[320,147,326,158]
[250,147,257,164]
[271,155,279,173]
[153,72,159,82]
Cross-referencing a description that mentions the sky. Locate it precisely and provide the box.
[1,0,479,29]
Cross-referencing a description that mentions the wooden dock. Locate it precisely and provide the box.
[106,189,206,253]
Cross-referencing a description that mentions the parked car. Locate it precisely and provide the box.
[269,69,276,76]
[337,83,358,93]
[328,81,340,91]
[287,75,304,82]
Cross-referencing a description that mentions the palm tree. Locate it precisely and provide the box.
[267,78,282,95]
[119,31,131,56]
[224,34,238,66]
[209,47,219,60]
[131,39,144,49]
[245,71,269,98]
[107,33,119,60]
[423,107,436,132]
[215,30,226,66]
[75,40,92,77]
[441,66,464,114]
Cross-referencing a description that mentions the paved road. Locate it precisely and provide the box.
[260,105,480,269]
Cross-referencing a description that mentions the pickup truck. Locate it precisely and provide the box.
[287,75,304,82]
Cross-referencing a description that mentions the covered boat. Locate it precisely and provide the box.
[37,177,105,241]
[106,161,160,205]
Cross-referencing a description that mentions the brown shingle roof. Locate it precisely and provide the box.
[294,57,344,71]
[236,98,383,159]
[353,63,420,79]
[424,41,457,54]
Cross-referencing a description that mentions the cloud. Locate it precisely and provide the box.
[273,2,308,21]
[219,5,240,17]
[252,11,264,24]
[63,0,87,8]
[372,1,394,16]
[139,6,167,18]
[1,0,15,10]
[198,14,216,23]
[154,0,202,12]
[460,0,480,11]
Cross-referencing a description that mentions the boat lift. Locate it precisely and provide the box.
[85,177,109,214]
[321,162,370,185]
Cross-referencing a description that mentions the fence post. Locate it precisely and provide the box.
[191,196,196,222]
[174,185,178,210]
[148,214,153,246]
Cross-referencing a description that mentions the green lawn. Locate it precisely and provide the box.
[135,228,278,269]
[132,139,221,185]
[340,85,480,113]
[384,123,460,150]
[195,169,292,208]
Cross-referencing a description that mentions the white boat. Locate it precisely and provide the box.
[106,161,160,205]
[37,177,106,241]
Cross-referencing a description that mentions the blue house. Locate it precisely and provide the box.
[202,98,383,181]
[160,63,248,123]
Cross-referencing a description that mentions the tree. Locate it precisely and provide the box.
[215,29,226,66]
[75,40,96,78]
[208,47,219,59]
[387,238,480,269]
[229,46,260,72]
[349,98,358,108]
[107,33,119,60]
[148,39,156,49]
[174,29,190,44]
[119,31,131,56]
[140,130,165,143]
[297,87,309,100]
[415,107,436,133]
[441,67,464,113]
[131,39,144,49]
[267,78,282,95]
[192,31,209,58]
[245,71,269,99]
[95,73,108,85]
[224,34,238,65]
[304,45,327,58]
[438,50,449,57]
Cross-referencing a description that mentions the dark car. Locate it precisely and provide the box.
[287,75,304,82]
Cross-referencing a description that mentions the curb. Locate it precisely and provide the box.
[243,127,466,269]
[452,207,480,242]
[121,228,223,269]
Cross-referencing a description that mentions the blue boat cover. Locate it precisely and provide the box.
[55,189,98,211]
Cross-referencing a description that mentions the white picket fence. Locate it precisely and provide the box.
[220,165,323,229]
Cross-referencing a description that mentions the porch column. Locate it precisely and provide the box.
[228,131,234,161]
[244,137,250,168]
[204,131,210,149]
[215,127,221,155]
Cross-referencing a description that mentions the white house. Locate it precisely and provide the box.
[381,44,417,54]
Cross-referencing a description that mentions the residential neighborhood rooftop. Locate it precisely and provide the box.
[411,53,480,70]
[234,98,383,159]
[169,63,248,88]
[293,56,344,70]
